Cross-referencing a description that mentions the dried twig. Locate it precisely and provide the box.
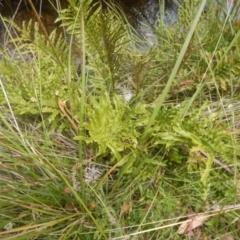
[200,151,234,175]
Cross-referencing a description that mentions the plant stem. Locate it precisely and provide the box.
[79,0,86,202]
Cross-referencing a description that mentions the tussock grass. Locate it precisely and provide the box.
[0,0,239,239]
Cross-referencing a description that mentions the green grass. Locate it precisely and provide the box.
[0,0,239,239]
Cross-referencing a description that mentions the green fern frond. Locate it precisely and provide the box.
[198,47,240,90]
[0,16,80,132]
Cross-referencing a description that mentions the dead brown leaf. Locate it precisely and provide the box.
[222,234,235,240]
[63,186,71,195]
[57,97,78,132]
[177,204,240,236]
[177,213,210,235]
[64,202,75,211]
[89,201,97,210]
[237,222,240,229]
[121,202,130,215]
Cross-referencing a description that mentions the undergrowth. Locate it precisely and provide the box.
[0,0,239,239]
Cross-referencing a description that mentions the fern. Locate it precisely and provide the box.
[74,90,233,185]
[0,19,79,132]
[75,92,144,159]
[188,45,240,91]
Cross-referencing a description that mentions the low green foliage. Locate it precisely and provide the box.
[74,93,233,187]
[0,0,239,239]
